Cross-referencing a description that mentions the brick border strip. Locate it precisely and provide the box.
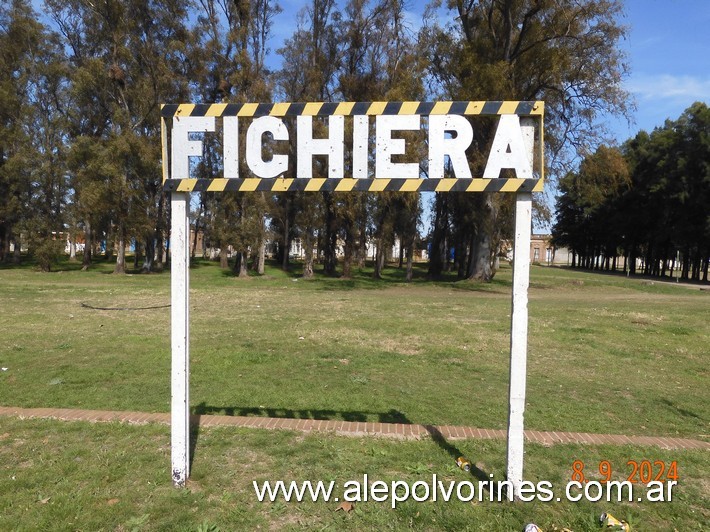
[0,406,707,451]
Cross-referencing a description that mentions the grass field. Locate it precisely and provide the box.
[0,258,708,529]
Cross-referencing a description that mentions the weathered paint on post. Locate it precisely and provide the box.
[171,192,190,487]
[506,191,532,499]
[506,118,536,499]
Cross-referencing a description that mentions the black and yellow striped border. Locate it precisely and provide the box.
[161,100,544,192]
[163,178,542,193]
[161,100,543,118]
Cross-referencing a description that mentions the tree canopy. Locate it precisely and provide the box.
[3,0,701,284]
[552,102,710,282]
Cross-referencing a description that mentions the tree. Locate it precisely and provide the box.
[0,0,69,271]
[276,0,340,276]
[46,0,193,272]
[552,145,630,270]
[336,0,426,279]
[423,0,631,280]
[554,103,710,283]
[622,103,710,281]
[193,0,281,277]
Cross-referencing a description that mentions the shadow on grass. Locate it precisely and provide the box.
[191,403,409,423]
[423,425,502,498]
[550,265,710,288]
[188,403,410,471]
[0,255,103,273]
[659,398,704,420]
[0,254,175,275]
[189,402,499,498]
[205,257,510,291]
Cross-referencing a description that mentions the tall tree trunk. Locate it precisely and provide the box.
[105,227,113,263]
[191,221,199,259]
[358,205,367,269]
[114,229,126,274]
[405,239,414,282]
[682,245,690,280]
[282,197,290,271]
[233,250,248,277]
[191,200,203,259]
[133,240,141,270]
[0,226,6,263]
[143,237,155,273]
[251,211,266,275]
[661,244,669,277]
[428,193,448,278]
[303,228,314,279]
[343,230,354,279]
[156,193,165,268]
[692,254,701,281]
[219,246,229,269]
[373,240,385,279]
[257,239,265,275]
[82,223,92,270]
[323,192,337,275]
[469,229,493,281]
[467,194,495,281]
[465,232,476,278]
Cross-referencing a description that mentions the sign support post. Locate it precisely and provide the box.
[170,192,190,487]
[506,191,532,500]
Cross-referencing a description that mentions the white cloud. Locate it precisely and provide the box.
[628,73,710,102]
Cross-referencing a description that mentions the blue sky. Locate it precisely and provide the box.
[608,0,710,140]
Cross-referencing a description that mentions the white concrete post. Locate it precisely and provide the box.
[506,192,532,499]
[171,192,190,487]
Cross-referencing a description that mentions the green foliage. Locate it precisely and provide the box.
[44,0,192,272]
[553,103,710,281]
[190,0,281,276]
[423,0,631,280]
[2,0,698,287]
[0,0,69,267]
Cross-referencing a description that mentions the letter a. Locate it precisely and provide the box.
[483,115,532,179]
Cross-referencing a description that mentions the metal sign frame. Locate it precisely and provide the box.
[161,100,544,499]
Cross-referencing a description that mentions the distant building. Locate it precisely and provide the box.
[500,234,571,266]
[530,234,570,265]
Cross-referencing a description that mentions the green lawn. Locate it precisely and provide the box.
[0,258,707,438]
[1,417,708,530]
[0,258,708,529]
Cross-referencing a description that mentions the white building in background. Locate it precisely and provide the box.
[287,236,427,262]
[501,234,571,266]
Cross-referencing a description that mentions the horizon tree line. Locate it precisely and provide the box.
[552,102,709,282]
[1,0,638,279]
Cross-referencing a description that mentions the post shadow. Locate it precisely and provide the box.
[188,403,411,471]
[188,412,202,473]
[188,403,502,499]
[423,424,504,499]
